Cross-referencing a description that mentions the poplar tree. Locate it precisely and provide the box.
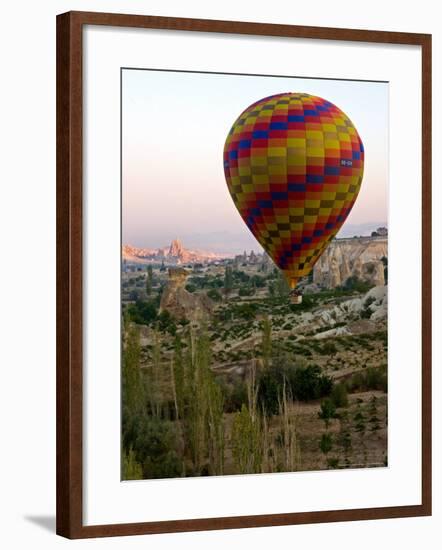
[231,404,263,474]
[176,327,225,476]
[278,384,300,472]
[122,325,144,420]
[122,448,143,480]
[224,265,233,300]
[146,265,153,296]
[261,316,272,369]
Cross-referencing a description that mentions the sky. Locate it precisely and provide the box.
[122,69,388,254]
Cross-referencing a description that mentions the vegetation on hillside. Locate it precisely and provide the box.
[121,259,388,479]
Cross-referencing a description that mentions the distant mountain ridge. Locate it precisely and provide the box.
[122,239,231,265]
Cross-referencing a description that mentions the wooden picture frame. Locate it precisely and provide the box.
[56,11,432,539]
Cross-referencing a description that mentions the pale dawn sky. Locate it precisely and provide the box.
[122,69,388,254]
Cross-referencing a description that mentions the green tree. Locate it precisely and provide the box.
[327,457,339,469]
[207,377,224,475]
[231,404,263,474]
[331,382,348,408]
[342,275,372,293]
[368,395,381,431]
[122,325,144,422]
[319,433,333,464]
[122,447,143,480]
[318,398,337,429]
[256,366,282,416]
[147,329,162,418]
[126,299,157,325]
[207,288,222,302]
[145,265,153,296]
[176,327,225,476]
[354,403,366,434]
[238,286,254,297]
[288,365,333,401]
[145,278,152,296]
[122,328,186,479]
[172,334,184,419]
[321,341,337,355]
[121,325,148,477]
[224,265,233,300]
[277,384,300,472]
[338,412,352,467]
[134,417,182,479]
[251,274,266,288]
[157,309,176,335]
[261,316,272,369]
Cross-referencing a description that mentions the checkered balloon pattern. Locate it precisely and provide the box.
[223,93,365,289]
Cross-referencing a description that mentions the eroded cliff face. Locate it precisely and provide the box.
[313,238,387,289]
[159,268,213,322]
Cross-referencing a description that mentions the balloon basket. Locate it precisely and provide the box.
[289,291,302,305]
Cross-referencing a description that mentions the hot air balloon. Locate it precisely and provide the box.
[223,93,364,303]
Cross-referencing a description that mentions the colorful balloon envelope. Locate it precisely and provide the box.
[223,92,364,293]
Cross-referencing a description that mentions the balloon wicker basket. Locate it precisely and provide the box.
[289,291,303,305]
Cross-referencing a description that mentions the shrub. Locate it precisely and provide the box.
[127,299,157,325]
[331,383,349,408]
[257,364,333,415]
[234,302,259,320]
[320,341,338,355]
[238,286,255,297]
[129,289,141,301]
[319,433,333,455]
[360,296,376,319]
[288,365,333,401]
[251,275,266,288]
[122,447,143,480]
[157,309,176,335]
[342,276,373,293]
[257,367,283,416]
[346,366,387,393]
[233,270,250,283]
[138,421,182,479]
[327,457,339,469]
[366,367,388,392]
[124,415,182,479]
[207,288,222,302]
[221,379,248,413]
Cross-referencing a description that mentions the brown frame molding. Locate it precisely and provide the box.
[56,11,432,539]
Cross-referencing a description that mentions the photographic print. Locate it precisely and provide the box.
[121,68,388,480]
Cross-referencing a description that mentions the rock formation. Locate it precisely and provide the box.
[293,285,388,338]
[159,268,213,322]
[122,240,228,265]
[313,237,387,289]
[168,238,185,259]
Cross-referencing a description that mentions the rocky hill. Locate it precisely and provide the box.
[159,268,214,322]
[295,285,388,338]
[313,237,387,289]
[123,239,229,265]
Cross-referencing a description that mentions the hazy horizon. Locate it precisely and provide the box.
[122,69,388,256]
[124,220,388,255]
